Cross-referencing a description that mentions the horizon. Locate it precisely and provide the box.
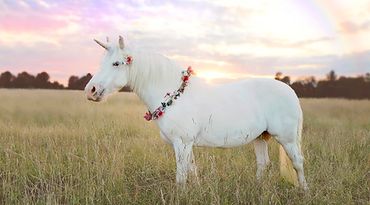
[1,0,370,85]
[1,68,369,87]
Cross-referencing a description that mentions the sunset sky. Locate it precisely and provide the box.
[0,0,370,84]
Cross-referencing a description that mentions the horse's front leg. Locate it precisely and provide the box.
[173,139,193,185]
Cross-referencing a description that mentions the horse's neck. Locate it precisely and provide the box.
[128,50,183,111]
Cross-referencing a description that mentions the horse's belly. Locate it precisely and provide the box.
[194,127,262,148]
[194,136,249,147]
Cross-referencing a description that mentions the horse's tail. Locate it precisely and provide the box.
[279,112,302,186]
[279,145,298,186]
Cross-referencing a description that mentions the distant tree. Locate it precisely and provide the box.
[13,72,35,88]
[67,73,92,90]
[275,72,283,80]
[51,81,64,89]
[281,76,291,85]
[305,76,317,86]
[0,71,15,88]
[68,76,79,89]
[78,73,92,89]
[35,72,50,88]
[291,76,317,97]
[275,72,290,85]
[326,70,337,81]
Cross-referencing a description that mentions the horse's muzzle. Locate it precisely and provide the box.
[85,85,105,102]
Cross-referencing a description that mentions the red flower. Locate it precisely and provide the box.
[187,66,194,75]
[144,111,152,121]
[126,56,133,65]
[182,76,189,82]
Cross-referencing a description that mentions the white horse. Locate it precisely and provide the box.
[85,36,308,190]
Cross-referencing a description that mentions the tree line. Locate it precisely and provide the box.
[0,71,64,89]
[0,71,89,90]
[0,71,131,91]
[0,70,369,99]
[275,70,370,99]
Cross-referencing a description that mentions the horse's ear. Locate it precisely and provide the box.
[119,36,124,49]
[94,39,108,50]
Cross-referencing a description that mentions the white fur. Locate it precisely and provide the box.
[85,39,308,190]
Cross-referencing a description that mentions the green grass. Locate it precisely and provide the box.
[0,89,369,204]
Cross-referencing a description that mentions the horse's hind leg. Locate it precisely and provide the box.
[279,141,308,190]
[253,136,270,180]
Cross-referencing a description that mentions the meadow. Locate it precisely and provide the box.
[0,89,368,204]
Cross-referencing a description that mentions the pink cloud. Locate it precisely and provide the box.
[0,13,68,33]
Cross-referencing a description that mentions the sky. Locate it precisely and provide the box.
[0,0,370,85]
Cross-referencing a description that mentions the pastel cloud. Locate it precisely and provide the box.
[0,0,369,85]
[340,20,370,34]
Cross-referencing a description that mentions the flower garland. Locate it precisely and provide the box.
[144,66,195,121]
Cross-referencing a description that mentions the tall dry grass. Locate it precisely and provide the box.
[0,89,368,204]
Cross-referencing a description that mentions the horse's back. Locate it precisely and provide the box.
[207,78,300,110]
[221,78,297,99]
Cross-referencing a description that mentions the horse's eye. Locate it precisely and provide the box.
[112,61,120,66]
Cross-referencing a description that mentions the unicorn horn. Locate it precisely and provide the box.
[94,39,108,50]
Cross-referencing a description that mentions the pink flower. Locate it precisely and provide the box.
[144,112,152,121]
[126,56,133,65]
[187,66,194,75]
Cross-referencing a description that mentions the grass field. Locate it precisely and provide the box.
[0,89,369,204]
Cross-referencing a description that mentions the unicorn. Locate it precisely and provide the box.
[85,36,308,190]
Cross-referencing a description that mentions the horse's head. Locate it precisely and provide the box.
[85,36,132,102]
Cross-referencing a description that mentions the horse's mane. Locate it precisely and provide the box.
[128,48,184,94]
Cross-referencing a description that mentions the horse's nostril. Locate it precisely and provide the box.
[91,86,96,93]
